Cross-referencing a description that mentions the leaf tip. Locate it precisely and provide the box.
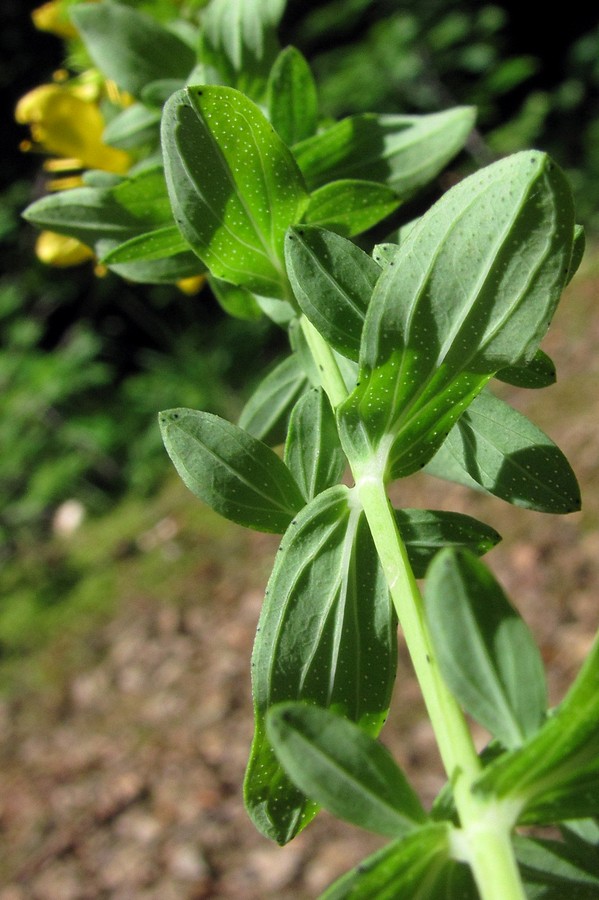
[158,408,184,431]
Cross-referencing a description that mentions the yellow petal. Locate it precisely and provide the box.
[105,80,134,108]
[32,1,79,39]
[43,157,82,172]
[47,174,86,191]
[177,275,207,296]
[16,84,130,174]
[15,84,55,123]
[35,231,95,267]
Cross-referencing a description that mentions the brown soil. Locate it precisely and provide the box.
[1,258,598,899]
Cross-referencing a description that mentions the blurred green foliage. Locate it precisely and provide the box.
[302,3,537,123]
[297,1,599,226]
[0,178,273,552]
[0,473,229,694]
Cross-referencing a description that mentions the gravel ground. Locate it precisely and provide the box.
[1,260,598,899]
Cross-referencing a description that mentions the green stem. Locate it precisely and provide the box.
[357,479,526,900]
[356,476,481,783]
[303,316,526,900]
[461,821,527,900]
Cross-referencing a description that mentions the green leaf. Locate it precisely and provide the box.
[162,85,309,299]
[102,251,204,285]
[371,221,420,269]
[515,834,599,899]
[81,170,123,189]
[289,316,323,387]
[201,0,285,70]
[267,46,318,145]
[321,824,476,899]
[567,224,586,285]
[424,390,581,514]
[103,103,162,150]
[110,166,174,223]
[473,631,599,824]
[24,165,176,249]
[335,349,361,393]
[424,445,488,498]
[381,217,421,245]
[303,180,401,238]
[496,349,556,389]
[238,354,310,443]
[562,817,599,847]
[24,187,138,248]
[284,388,346,501]
[70,2,196,97]
[141,79,187,106]
[285,226,381,361]
[425,549,546,749]
[292,107,476,196]
[208,276,263,320]
[100,225,193,264]
[372,242,400,268]
[339,152,574,481]
[244,485,397,843]
[200,0,284,99]
[266,703,426,837]
[158,409,304,533]
[254,294,296,326]
[395,509,500,578]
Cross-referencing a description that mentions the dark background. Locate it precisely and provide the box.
[5,1,598,186]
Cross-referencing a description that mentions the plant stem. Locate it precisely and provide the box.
[356,478,526,900]
[356,476,481,782]
[461,820,527,900]
[303,315,526,900]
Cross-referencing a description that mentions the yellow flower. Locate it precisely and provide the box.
[16,67,133,269]
[35,231,95,267]
[31,0,80,39]
[16,82,130,175]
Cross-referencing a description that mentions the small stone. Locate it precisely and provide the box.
[245,843,304,891]
[114,809,162,845]
[165,842,209,881]
[70,668,111,710]
[52,499,85,536]
[30,862,83,900]
[97,842,155,889]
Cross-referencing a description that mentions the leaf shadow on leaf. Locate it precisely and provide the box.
[244,487,398,844]
[450,418,581,513]
[336,118,410,184]
[173,102,234,243]
[296,117,408,188]
[165,87,305,298]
